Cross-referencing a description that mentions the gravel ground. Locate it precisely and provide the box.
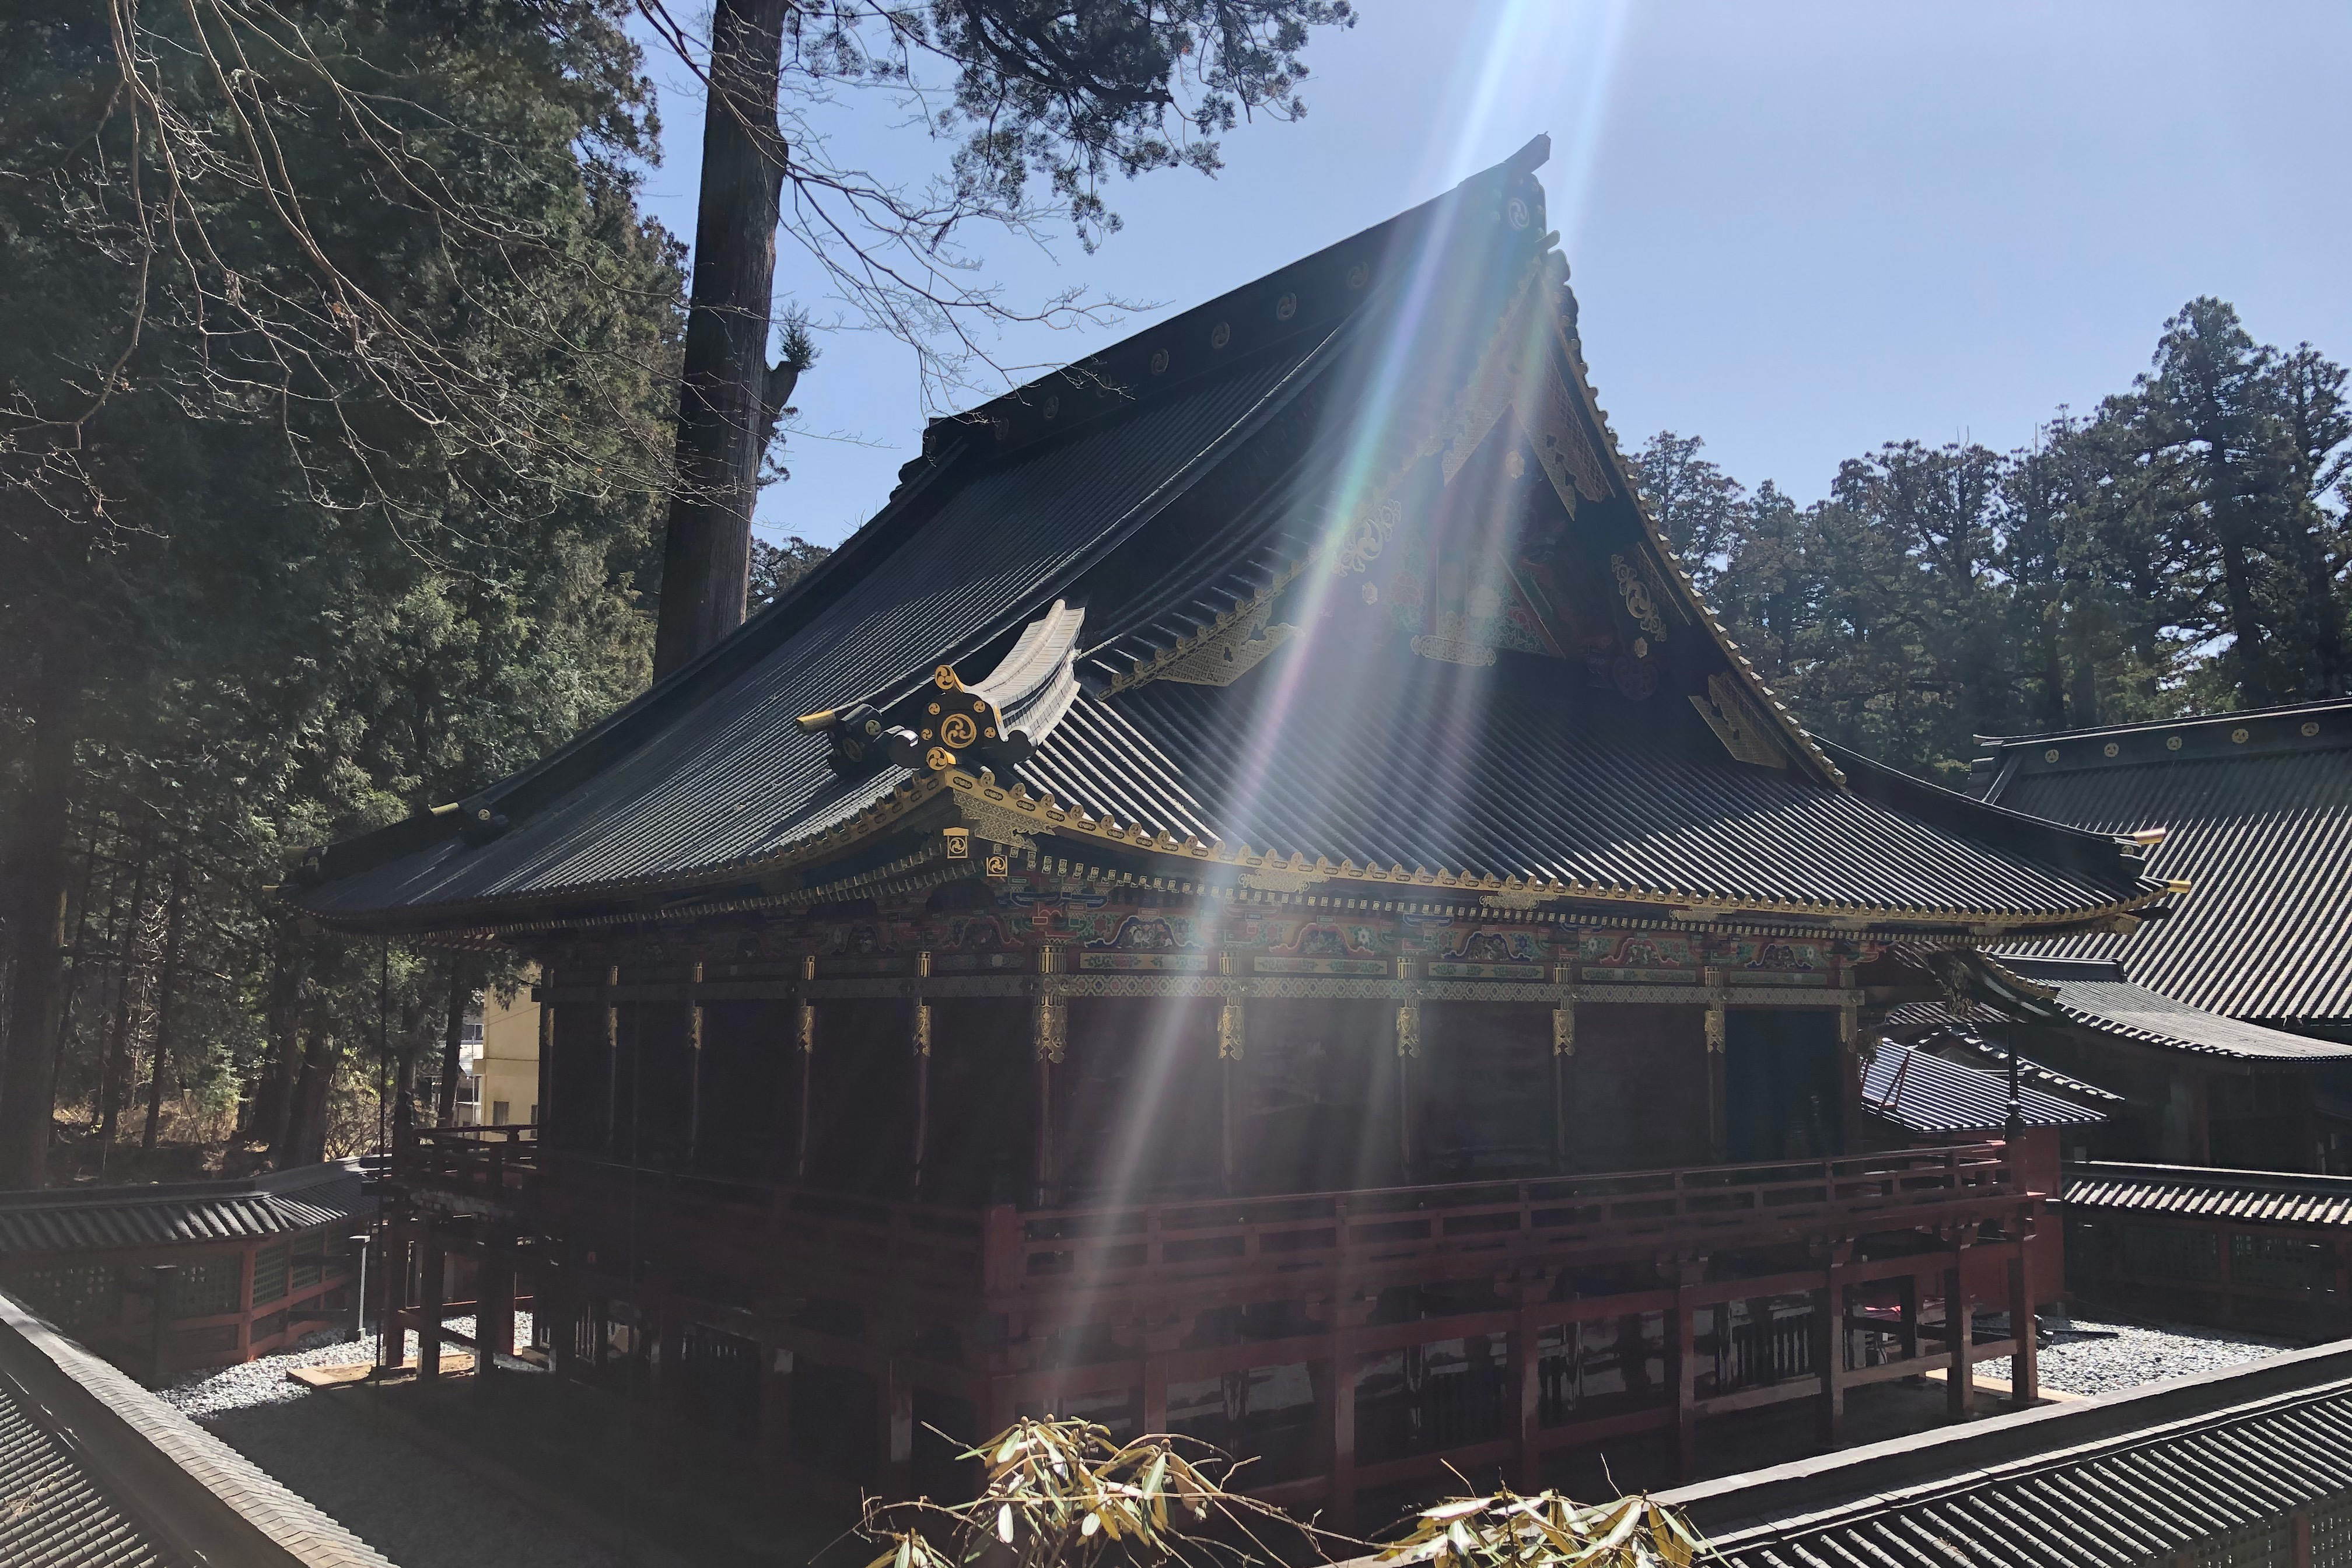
[162,1313,635,1568]
[1982,1311,2300,1397]
[159,1312,540,1419]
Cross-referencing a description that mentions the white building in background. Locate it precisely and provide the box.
[454,971,541,1126]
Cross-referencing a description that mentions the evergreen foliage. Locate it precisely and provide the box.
[1637,299,2350,780]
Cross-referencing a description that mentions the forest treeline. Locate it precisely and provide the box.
[1635,298,2350,779]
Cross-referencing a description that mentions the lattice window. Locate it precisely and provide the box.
[2310,1494,2352,1566]
[2186,1517,2295,1567]
[9,1261,121,1332]
[2231,1233,2337,1295]
[173,1258,242,1318]
[252,1243,289,1305]
[2121,1223,2221,1283]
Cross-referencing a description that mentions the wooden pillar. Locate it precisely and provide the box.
[1817,1247,1850,1447]
[602,965,621,1156]
[536,977,554,1131]
[685,961,706,1166]
[1838,993,1867,1156]
[761,1345,796,1489]
[1032,948,1065,1206]
[793,957,815,1180]
[1899,1268,1920,1364]
[880,1355,914,1500]
[909,953,932,1198]
[2295,1508,2314,1568]
[419,1222,446,1382]
[1395,968,1420,1182]
[1217,970,1244,1196]
[1552,989,1576,1174]
[1945,1237,1973,1419]
[1704,978,1728,1164]
[2006,1240,2038,1409]
[236,1241,256,1363]
[377,1218,410,1371]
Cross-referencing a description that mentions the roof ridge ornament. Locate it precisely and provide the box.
[799,602,1084,779]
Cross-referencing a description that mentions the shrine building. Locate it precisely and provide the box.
[291,138,2180,1518]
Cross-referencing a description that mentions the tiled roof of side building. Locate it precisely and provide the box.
[2064,1161,2352,1228]
[1996,955,2352,1062]
[1977,699,2352,1029]
[1860,1043,2106,1136]
[288,140,2162,939]
[1659,1342,2352,1568]
[0,1161,368,1257]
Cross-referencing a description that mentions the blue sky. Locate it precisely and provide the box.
[626,2,2352,548]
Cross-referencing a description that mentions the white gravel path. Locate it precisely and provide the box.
[159,1314,634,1568]
[158,1312,540,1419]
[1982,1312,2300,1397]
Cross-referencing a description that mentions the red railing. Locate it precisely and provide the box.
[407,1142,2021,1315]
[992,1144,2017,1301]
[396,1123,538,1205]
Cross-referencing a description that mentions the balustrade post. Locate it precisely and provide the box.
[1816,1245,1851,1447]
[418,1222,446,1382]
[1671,1281,1699,1482]
[1514,1294,1543,1490]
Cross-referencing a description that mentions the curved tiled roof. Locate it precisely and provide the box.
[290,141,2157,939]
[1982,699,2352,1028]
[0,1162,366,1257]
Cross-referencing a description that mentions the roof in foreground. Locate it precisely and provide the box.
[2064,1160,2352,1228]
[1861,1042,2105,1135]
[1978,698,2352,1028]
[1660,1339,2352,1567]
[0,1292,392,1567]
[0,1161,367,1257]
[290,141,2162,941]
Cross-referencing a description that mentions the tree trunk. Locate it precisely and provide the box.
[279,1026,334,1168]
[97,853,149,1144]
[254,946,307,1153]
[436,956,473,1126]
[142,862,184,1153]
[651,0,792,678]
[0,661,81,1190]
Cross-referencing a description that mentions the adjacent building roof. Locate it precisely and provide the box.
[1860,1043,2105,1136]
[1975,699,2352,1031]
[0,1162,367,1258]
[0,1292,392,1567]
[2064,1160,2352,1228]
[1887,956,2352,1068]
[1996,955,2352,1063]
[1661,1340,2352,1567]
[291,140,2163,942]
